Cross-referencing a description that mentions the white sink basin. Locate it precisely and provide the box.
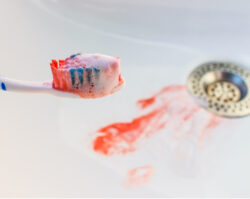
[0,0,250,197]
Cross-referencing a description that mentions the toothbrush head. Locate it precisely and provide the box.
[50,53,125,98]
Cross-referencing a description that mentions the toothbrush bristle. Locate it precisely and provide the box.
[50,53,125,98]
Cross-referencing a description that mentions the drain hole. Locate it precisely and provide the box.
[201,71,248,104]
[187,61,250,117]
[207,81,240,104]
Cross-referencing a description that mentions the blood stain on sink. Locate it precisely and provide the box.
[93,108,167,155]
[125,165,154,188]
[199,114,222,146]
[92,85,223,156]
[136,96,155,109]
[136,85,185,109]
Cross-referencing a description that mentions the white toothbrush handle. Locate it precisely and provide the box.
[0,76,77,98]
[0,76,51,92]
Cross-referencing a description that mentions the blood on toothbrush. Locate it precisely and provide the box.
[125,165,154,187]
[50,53,124,98]
[92,85,223,156]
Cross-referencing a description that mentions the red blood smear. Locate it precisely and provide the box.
[93,85,190,155]
[137,85,185,109]
[182,106,200,121]
[126,165,154,187]
[137,97,156,109]
[199,114,222,143]
[92,85,223,156]
[93,108,166,155]
[205,115,221,129]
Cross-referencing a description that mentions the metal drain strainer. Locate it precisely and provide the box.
[187,61,250,117]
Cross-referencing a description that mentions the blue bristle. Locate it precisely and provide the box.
[94,67,100,80]
[77,68,84,85]
[70,53,81,59]
[94,67,100,72]
[1,82,6,91]
[69,69,76,85]
[86,68,92,83]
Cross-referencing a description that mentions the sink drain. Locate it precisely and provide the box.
[206,81,241,104]
[187,61,250,117]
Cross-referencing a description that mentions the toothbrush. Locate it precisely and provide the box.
[0,53,125,98]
